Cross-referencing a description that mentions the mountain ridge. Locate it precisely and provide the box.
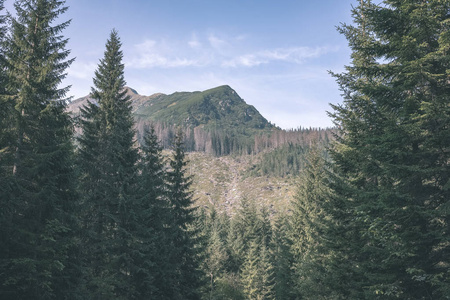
[68,85,274,131]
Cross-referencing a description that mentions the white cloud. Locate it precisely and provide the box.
[208,34,228,49]
[127,39,200,68]
[223,46,335,67]
[124,33,338,73]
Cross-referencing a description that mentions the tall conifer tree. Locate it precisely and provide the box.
[77,30,139,299]
[135,124,170,298]
[329,0,450,297]
[166,130,203,299]
[289,147,342,299]
[0,0,79,298]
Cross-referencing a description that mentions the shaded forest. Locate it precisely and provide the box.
[0,1,449,299]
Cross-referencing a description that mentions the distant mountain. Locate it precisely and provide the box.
[68,85,332,156]
[133,85,273,131]
[68,85,277,154]
[68,85,273,130]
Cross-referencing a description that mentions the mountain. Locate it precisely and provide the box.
[68,85,279,155]
[133,85,273,131]
[68,85,273,130]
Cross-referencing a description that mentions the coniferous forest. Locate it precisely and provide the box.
[1,1,449,299]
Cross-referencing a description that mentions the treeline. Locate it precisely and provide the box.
[246,130,332,177]
[137,119,334,157]
[1,1,449,299]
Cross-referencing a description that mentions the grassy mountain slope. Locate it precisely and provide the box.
[134,85,273,131]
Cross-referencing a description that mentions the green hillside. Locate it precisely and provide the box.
[134,85,273,131]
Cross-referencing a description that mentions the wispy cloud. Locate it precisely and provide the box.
[127,39,201,68]
[208,34,228,50]
[222,46,334,67]
[125,33,337,70]
[188,33,202,49]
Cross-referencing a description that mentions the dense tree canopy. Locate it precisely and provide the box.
[0,0,79,299]
[328,0,450,298]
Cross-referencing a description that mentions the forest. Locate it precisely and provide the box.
[0,0,449,299]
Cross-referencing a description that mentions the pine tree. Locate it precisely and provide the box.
[289,147,341,299]
[271,215,295,300]
[240,240,261,300]
[329,0,450,298]
[0,0,13,252]
[135,124,170,298]
[199,207,229,299]
[226,196,260,275]
[166,129,203,299]
[0,0,8,136]
[0,0,80,298]
[240,238,275,300]
[0,0,12,167]
[77,29,139,299]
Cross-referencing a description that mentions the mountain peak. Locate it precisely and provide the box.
[124,86,139,95]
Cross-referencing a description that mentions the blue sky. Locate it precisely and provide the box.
[4,0,356,128]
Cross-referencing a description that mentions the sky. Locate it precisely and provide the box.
[4,0,357,129]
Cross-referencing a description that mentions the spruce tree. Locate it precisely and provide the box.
[77,30,139,299]
[0,0,80,298]
[166,129,203,299]
[271,215,295,300]
[240,238,275,300]
[289,147,340,299]
[240,239,261,300]
[329,0,450,297]
[135,124,170,298]
[0,0,12,165]
[199,207,229,299]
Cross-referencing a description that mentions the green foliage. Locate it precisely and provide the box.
[271,215,295,300]
[166,130,204,299]
[0,1,80,299]
[247,143,308,177]
[328,0,450,298]
[134,125,168,298]
[77,30,140,299]
[135,85,272,131]
[289,147,343,299]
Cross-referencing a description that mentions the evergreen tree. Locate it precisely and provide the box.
[271,215,295,300]
[77,30,139,299]
[0,2,13,268]
[240,238,275,300]
[0,0,80,298]
[135,124,170,298]
[240,240,261,300]
[289,147,340,299]
[226,196,259,274]
[0,0,8,136]
[166,129,203,299]
[329,0,450,298]
[199,207,229,299]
